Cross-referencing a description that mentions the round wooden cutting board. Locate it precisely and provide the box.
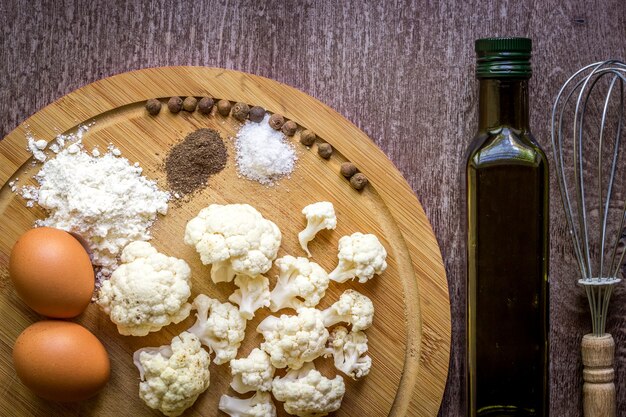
[0,67,450,417]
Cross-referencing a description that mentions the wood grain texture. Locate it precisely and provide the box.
[0,1,625,416]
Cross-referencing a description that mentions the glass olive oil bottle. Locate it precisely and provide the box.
[466,38,549,417]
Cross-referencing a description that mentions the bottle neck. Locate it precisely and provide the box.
[478,78,529,130]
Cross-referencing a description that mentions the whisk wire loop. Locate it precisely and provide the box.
[600,77,624,277]
[551,60,626,336]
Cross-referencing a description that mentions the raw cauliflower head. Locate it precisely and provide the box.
[298,201,337,257]
[322,289,375,331]
[133,332,210,417]
[270,255,330,312]
[96,241,192,336]
[230,348,275,393]
[325,326,371,380]
[229,274,271,319]
[219,391,277,417]
[271,362,345,417]
[184,204,281,283]
[257,307,329,369]
[329,232,387,283]
[187,294,247,365]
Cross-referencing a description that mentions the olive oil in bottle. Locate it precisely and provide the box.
[465,38,549,417]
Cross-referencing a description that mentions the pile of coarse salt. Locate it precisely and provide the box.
[18,129,169,282]
[235,114,297,185]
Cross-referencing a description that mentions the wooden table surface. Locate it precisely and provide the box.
[1,1,625,416]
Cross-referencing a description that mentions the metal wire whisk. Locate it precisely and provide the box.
[551,60,625,335]
[551,60,626,417]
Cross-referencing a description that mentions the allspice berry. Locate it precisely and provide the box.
[249,106,265,122]
[350,173,368,190]
[183,97,198,112]
[300,130,316,146]
[340,162,357,178]
[317,143,333,159]
[168,96,183,113]
[198,97,214,114]
[231,102,250,121]
[217,99,232,116]
[269,114,285,130]
[282,120,297,136]
[145,99,162,115]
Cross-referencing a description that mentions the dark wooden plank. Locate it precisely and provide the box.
[1,1,625,416]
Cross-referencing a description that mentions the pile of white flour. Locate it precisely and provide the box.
[21,141,170,281]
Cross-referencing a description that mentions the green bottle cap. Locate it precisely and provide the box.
[475,37,532,79]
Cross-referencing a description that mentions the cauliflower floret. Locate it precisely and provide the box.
[229,348,275,393]
[270,256,329,312]
[298,202,337,257]
[257,307,329,369]
[97,241,192,336]
[184,204,281,283]
[328,232,387,283]
[229,275,271,319]
[322,290,374,331]
[219,391,277,417]
[324,326,371,380]
[187,294,247,365]
[271,362,345,417]
[133,332,210,417]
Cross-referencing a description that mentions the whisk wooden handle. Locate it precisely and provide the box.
[582,333,616,417]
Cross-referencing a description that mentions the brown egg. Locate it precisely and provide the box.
[13,321,110,402]
[9,227,94,318]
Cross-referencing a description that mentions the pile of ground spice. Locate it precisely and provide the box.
[165,128,227,195]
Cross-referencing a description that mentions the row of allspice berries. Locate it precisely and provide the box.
[145,97,369,190]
